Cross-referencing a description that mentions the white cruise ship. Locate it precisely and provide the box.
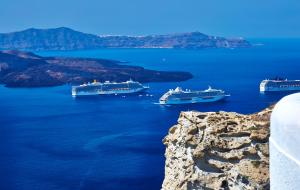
[260,78,300,92]
[159,86,229,105]
[72,80,149,96]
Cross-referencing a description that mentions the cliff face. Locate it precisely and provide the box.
[162,107,272,190]
[0,50,192,87]
[0,27,103,51]
[0,27,251,51]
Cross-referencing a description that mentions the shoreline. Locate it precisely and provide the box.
[0,50,193,88]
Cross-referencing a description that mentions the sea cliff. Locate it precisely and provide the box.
[0,50,192,87]
[162,107,272,190]
[0,27,251,51]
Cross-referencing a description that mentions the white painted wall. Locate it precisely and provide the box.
[270,93,300,190]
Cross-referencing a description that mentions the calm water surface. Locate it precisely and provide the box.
[0,39,300,190]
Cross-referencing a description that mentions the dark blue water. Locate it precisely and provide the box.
[1,39,300,190]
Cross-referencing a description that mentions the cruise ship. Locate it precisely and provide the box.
[159,86,229,105]
[72,80,149,96]
[260,78,300,92]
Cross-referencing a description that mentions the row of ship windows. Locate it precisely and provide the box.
[77,88,131,91]
[170,94,221,98]
[277,85,300,88]
[102,88,130,90]
[267,84,300,87]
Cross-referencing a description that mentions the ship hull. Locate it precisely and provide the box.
[260,86,300,92]
[72,87,148,96]
[159,95,226,105]
[260,79,300,92]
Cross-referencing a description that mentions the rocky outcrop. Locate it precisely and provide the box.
[0,50,192,87]
[0,27,251,51]
[162,107,272,190]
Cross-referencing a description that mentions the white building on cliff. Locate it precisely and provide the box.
[270,93,300,189]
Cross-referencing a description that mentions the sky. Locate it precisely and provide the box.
[0,0,299,38]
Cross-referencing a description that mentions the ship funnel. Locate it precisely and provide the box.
[174,87,182,92]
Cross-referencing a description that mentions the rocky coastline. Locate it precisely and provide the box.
[162,107,272,190]
[0,50,192,87]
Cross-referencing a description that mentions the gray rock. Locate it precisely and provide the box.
[162,107,273,190]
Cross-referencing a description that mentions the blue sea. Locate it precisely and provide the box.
[1,39,300,190]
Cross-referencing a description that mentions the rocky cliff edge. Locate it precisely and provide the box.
[162,107,272,190]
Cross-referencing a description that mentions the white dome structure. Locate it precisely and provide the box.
[270,93,300,189]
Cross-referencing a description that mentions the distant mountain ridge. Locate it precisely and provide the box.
[0,27,251,51]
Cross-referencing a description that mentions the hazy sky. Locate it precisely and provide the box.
[0,0,299,38]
